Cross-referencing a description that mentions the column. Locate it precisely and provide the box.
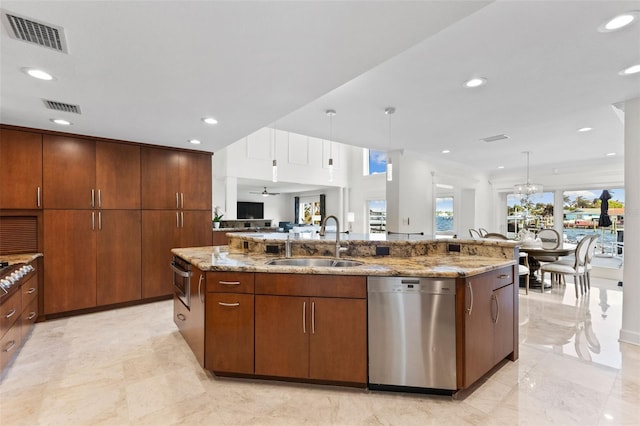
[621,96,640,346]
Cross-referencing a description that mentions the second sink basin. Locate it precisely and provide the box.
[265,258,362,268]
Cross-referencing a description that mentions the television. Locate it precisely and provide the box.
[237,202,264,219]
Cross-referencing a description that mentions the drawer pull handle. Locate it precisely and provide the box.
[3,340,16,353]
[5,309,16,319]
[219,281,240,286]
[218,302,240,307]
[27,312,37,320]
[176,313,186,321]
[497,274,509,279]
[27,288,36,294]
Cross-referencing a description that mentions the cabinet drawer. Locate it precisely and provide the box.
[21,297,38,339]
[490,266,514,289]
[21,275,38,307]
[207,272,254,294]
[1,290,22,339]
[255,273,367,298]
[173,294,190,334]
[0,322,22,372]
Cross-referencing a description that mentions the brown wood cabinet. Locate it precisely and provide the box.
[44,209,142,314]
[174,265,206,367]
[44,136,140,210]
[141,210,212,299]
[460,266,516,388]
[43,210,97,314]
[96,210,142,305]
[0,128,43,209]
[141,147,212,210]
[205,271,254,374]
[254,273,367,384]
[1,261,38,373]
[43,135,96,209]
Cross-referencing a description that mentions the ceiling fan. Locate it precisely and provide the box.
[250,187,280,197]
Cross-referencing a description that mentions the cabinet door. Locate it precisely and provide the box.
[463,274,494,387]
[43,135,96,209]
[255,295,309,379]
[206,293,254,374]
[493,284,514,363]
[309,297,367,383]
[97,210,141,305]
[96,142,140,209]
[180,152,212,210]
[141,210,180,298]
[0,129,42,209]
[141,147,181,209]
[181,210,213,247]
[44,210,97,314]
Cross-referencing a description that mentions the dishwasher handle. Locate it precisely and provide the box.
[466,282,474,315]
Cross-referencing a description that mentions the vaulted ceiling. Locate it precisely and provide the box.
[2,1,639,180]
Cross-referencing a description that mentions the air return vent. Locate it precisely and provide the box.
[480,134,510,143]
[43,99,81,114]
[1,10,69,53]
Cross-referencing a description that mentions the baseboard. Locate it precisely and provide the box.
[619,329,640,346]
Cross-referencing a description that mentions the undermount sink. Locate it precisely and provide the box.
[265,258,363,268]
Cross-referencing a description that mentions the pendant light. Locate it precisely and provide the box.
[271,123,278,182]
[513,151,542,198]
[326,109,336,182]
[385,107,395,181]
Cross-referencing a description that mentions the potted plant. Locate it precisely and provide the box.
[213,207,224,228]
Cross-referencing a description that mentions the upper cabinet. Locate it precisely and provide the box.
[43,135,96,209]
[141,147,212,210]
[43,135,140,209]
[96,142,141,209]
[0,129,43,209]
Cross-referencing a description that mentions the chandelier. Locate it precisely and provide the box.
[513,151,542,197]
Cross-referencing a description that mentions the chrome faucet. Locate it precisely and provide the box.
[320,215,348,258]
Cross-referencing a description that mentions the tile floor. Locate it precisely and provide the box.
[1,277,638,425]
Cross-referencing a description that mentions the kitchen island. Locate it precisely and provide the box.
[172,233,519,395]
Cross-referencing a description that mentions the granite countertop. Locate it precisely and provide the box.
[212,227,278,232]
[171,246,515,278]
[1,253,43,266]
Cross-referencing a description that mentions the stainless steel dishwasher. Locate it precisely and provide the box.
[368,276,457,392]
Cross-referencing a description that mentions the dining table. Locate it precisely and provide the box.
[519,243,576,287]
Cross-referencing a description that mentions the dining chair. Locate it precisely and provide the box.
[540,236,591,297]
[519,252,530,295]
[478,227,488,237]
[483,232,508,240]
[469,228,482,238]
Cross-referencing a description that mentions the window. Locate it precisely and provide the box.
[435,197,454,234]
[506,192,554,238]
[563,188,625,254]
[365,149,387,176]
[368,200,386,233]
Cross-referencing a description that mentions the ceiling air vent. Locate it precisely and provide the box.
[480,134,510,143]
[43,99,81,114]
[1,10,69,53]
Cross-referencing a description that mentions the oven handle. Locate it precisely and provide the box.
[170,262,192,278]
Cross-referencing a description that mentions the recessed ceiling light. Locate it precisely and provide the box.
[441,149,450,154]
[606,152,616,156]
[464,77,487,88]
[598,11,638,32]
[50,118,71,125]
[619,64,640,75]
[498,166,505,169]
[577,127,593,132]
[189,139,201,145]
[22,67,54,80]
[202,117,218,125]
